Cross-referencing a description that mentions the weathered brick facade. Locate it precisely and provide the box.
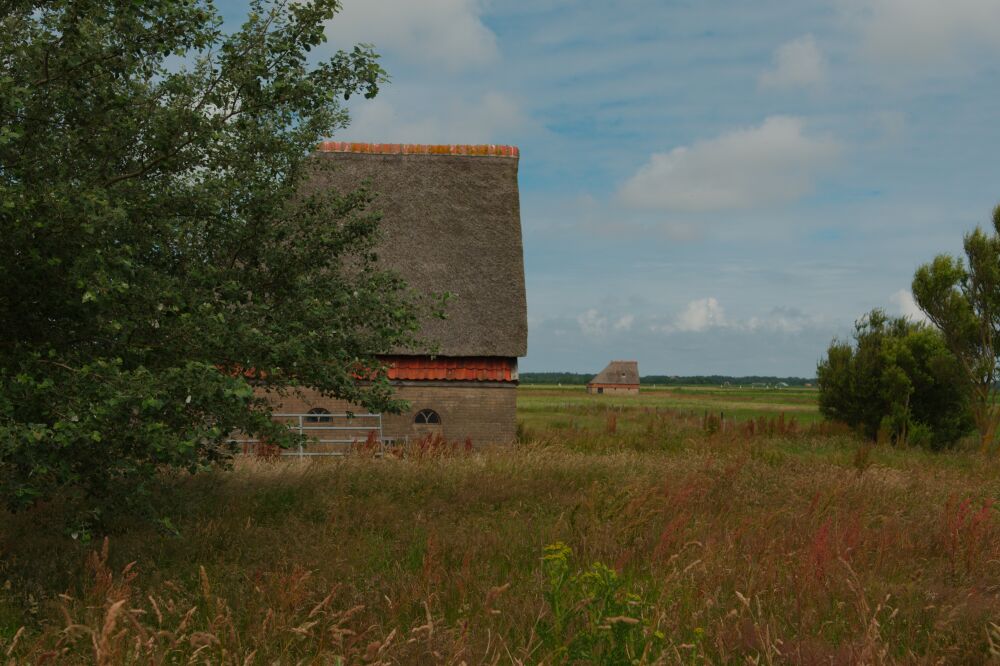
[264,380,517,444]
[586,384,639,395]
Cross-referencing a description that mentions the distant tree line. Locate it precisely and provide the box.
[519,373,816,387]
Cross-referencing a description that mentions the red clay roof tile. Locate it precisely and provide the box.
[317,142,519,158]
[381,356,516,382]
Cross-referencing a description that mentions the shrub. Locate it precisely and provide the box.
[817,309,973,448]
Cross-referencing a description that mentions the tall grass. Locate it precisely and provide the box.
[2,401,1000,663]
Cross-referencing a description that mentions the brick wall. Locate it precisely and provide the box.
[586,385,640,395]
[260,381,517,445]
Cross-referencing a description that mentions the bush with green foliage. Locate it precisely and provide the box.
[0,0,426,525]
[913,205,1000,452]
[816,310,973,449]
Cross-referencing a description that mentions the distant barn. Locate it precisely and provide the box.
[267,142,527,445]
[587,361,640,395]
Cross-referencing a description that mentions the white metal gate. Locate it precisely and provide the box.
[233,412,385,457]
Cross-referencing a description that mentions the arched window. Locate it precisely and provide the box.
[414,409,441,425]
[306,407,332,423]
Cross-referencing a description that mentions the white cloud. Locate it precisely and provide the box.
[759,35,826,90]
[577,310,636,337]
[890,289,930,323]
[326,0,498,71]
[619,116,841,212]
[649,300,826,335]
[613,314,634,332]
[345,90,529,143]
[745,307,819,334]
[845,0,1000,67]
[577,309,608,337]
[674,297,727,333]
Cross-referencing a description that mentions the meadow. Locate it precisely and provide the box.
[2,386,1000,664]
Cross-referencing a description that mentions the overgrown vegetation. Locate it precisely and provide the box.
[0,1,425,525]
[913,204,1000,452]
[816,309,974,449]
[1,389,998,663]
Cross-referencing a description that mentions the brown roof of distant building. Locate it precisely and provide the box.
[309,143,527,358]
[589,361,640,386]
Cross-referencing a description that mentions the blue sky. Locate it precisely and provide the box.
[224,0,1000,376]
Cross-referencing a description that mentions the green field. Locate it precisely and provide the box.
[519,384,822,429]
[2,386,999,663]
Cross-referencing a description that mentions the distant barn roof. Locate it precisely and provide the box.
[589,361,640,386]
[310,142,527,358]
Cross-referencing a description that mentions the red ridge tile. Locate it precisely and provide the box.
[317,142,519,158]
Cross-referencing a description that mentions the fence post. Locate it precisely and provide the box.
[298,414,304,459]
[378,413,385,457]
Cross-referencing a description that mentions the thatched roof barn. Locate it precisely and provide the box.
[311,142,527,359]
[588,361,640,395]
[267,143,527,446]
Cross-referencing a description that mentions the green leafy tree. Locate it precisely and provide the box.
[0,1,425,522]
[912,206,1000,453]
[816,310,972,449]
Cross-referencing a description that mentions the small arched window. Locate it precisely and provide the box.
[414,409,441,425]
[306,407,332,423]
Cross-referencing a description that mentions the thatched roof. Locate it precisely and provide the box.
[589,361,640,386]
[310,142,527,358]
